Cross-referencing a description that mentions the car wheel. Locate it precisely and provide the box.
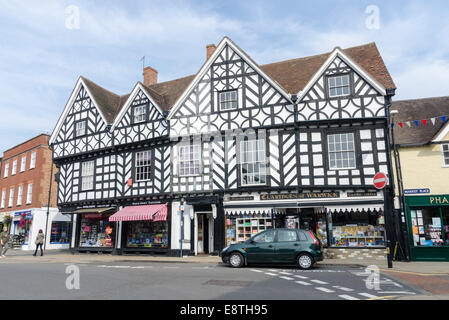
[297,253,314,270]
[229,252,244,268]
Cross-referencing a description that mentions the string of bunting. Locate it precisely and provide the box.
[391,115,448,128]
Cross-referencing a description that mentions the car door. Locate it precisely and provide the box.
[245,229,276,264]
[274,229,300,263]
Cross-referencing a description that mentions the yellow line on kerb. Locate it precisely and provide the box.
[379,269,448,277]
[366,295,398,300]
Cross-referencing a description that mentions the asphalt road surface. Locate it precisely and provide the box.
[0,261,421,300]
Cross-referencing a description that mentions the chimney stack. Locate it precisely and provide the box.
[143,66,158,86]
[206,44,217,60]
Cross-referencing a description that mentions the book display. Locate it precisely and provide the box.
[225,217,273,245]
[331,225,385,247]
[126,221,168,248]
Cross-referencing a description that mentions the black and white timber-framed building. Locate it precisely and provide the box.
[50,36,400,259]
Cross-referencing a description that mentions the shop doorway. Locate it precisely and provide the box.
[196,212,213,255]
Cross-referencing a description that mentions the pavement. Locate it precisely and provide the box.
[1,248,448,300]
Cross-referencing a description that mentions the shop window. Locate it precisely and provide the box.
[133,105,147,123]
[135,151,151,181]
[219,90,238,111]
[179,145,201,176]
[79,215,114,247]
[50,222,72,244]
[442,208,449,246]
[328,210,385,247]
[442,144,449,167]
[126,221,168,248]
[226,216,273,245]
[81,161,94,190]
[240,139,267,186]
[277,229,298,242]
[411,208,445,246]
[328,133,356,170]
[328,74,350,97]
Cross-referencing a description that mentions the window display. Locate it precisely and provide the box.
[411,208,445,246]
[443,208,449,246]
[225,216,273,245]
[329,210,385,247]
[126,221,168,248]
[80,214,114,247]
[50,222,72,244]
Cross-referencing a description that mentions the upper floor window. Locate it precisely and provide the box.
[179,145,201,176]
[240,139,267,186]
[30,152,36,169]
[219,90,238,111]
[26,183,33,204]
[135,151,151,181]
[81,161,95,191]
[75,120,87,137]
[17,185,23,206]
[328,74,350,97]
[12,160,17,175]
[1,190,6,208]
[442,144,449,167]
[133,105,147,123]
[20,156,26,172]
[328,133,356,170]
[8,187,14,207]
[3,163,9,178]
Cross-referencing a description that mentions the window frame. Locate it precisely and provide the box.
[218,89,238,111]
[442,144,449,167]
[3,163,9,178]
[327,73,351,98]
[17,185,23,206]
[26,183,33,204]
[29,152,36,170]
[20,155,27,172]
[8,187,14,207]
[74,120,87,138]
[239,138,267,187]
[12,159,17,175]
[327,132,357,170]
[80,160,95,191]
[132,104,148,124]
[134,150,153,182]
[178,144,202,177]
[1,190,6,208]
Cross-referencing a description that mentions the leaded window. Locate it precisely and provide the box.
[135,151,151,181]
[442,144,449,166]
[328,133,356,169]
[134,105,147,123]
[328,74,350,97]
[219,90,238,110]
[179,145,201,176]
[81,161,94,190]
[240,139,267,186]
[75,120,87,137]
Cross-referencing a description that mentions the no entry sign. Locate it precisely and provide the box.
[373,172,387,190]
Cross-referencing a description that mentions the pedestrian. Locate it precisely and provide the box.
[33,229,45,256]
[0,226,9,258]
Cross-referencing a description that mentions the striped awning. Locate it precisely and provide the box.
[109,204,167,222]
[224,207,285,216]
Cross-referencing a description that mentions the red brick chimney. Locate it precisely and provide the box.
[206,44,217,60]
[143,66,158,86]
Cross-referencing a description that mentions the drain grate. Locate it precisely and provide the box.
[203,280,253,287]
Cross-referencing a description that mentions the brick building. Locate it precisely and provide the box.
[0,134,70,250]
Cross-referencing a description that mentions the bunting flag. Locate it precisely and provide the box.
[391,114,449,129]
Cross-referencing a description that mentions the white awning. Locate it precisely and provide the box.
[52,212,72,222]
[224,207,285,216]
[324,203,384,213]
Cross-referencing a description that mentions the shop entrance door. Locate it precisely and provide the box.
[197,214,210,254]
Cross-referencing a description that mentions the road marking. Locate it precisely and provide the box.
[164,266,180,269]
[315,287,335,293]
[250,269,263,273]
[359,293,378,298]
[279,271,293,275]
[332,286,354,292]
[377,291,416,295]
[268,269,278,272]
[130,266,145,269]
[380,269,449,277]
[294,275,309,279]
[310,279,328,285]
[265,272,278,276]
[295,281,312,286]
[339,294,360,300]
[279,276,294,281]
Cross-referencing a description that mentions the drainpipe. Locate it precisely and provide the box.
[44,145,54,250]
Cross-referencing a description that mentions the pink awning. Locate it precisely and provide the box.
[109,204,167,222]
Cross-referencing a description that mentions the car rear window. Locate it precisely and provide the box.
[298,232,308,241]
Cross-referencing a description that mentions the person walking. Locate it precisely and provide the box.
[33,229,45,256]
[0,226,9,258]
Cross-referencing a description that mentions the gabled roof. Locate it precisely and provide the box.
[391,96,449,145]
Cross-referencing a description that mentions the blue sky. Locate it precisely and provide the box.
[0,0,449,152]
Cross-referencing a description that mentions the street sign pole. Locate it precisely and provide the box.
[374,172,393,268]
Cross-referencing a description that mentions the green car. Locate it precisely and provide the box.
[220,228,323,269]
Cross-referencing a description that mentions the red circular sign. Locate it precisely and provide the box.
[373,172,387,189]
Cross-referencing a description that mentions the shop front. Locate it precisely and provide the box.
[223,190,387,259]
[12,211,33,249]
[109,203,169,254]
[405,195,449,261]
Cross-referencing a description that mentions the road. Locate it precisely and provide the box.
[0,260,421,300]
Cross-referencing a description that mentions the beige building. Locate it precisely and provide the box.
[391,96,449,261]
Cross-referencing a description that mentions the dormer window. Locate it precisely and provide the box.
[75,120,87,137]
[328,74,350,97]
[133,105,147,123]
[219,90,237,111]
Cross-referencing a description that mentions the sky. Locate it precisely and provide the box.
[0,0,448,152]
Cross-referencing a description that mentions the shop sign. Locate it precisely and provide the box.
[404,189,430,195]
[347,192,378,197]
[429,196,449,205]
[227,196,255,201]
[83,213,103,219]
[260,192,340,201]
[14,211,32,220]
